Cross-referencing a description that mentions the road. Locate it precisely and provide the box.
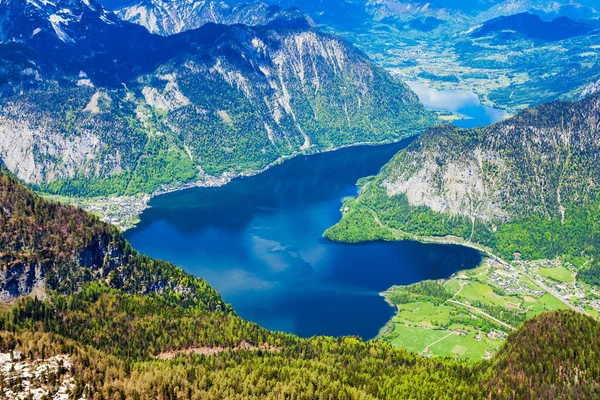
[448,300,515,331]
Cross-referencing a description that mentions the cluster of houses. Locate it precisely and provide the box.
[81,196,149,230]
[487,268,544,297]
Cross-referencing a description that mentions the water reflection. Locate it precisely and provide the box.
[408,81,509,128]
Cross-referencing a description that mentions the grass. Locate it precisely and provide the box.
[387,323,502,360]
[537,266,575,283]
[394,302,453,328]
[457,281,508,307]
[526,293,568,319]
[444,280,461,296]
[387,324,452,354]
[428,329,502,360]
[382,259,596,360]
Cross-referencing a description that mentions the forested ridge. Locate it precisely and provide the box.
[0,170,227,309]
[327,93,600,284]
[2,159,600,398]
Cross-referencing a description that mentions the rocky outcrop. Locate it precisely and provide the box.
[117,0,312,35]
[0,171,229,310]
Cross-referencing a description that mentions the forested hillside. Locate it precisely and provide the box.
[1,169,600,398]
[0,170,226,308]
[327,93,600,283]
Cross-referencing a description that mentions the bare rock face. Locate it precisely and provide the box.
[116,0,313,36]
[0,352,75,400]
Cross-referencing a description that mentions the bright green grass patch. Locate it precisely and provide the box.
[457,281,508,308]
[386,324,451,354]
[427,328,502,360]
[444,280,461,296]
[394,302,453,328]
[526,293,569,319]
[537,266,575,283]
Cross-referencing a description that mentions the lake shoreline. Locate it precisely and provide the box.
[54,136,419,231]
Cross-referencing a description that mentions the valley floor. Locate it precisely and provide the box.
[370,208,600,360]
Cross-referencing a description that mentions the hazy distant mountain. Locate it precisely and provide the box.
[479,0,599,21]
[472,12,594,41]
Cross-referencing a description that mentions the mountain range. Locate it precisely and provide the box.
[471,12,596,42]
[111,0,600,114]
[0,0,433,197]
[116,0,311,36]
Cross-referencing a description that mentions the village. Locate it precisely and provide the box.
[384,252,600,361]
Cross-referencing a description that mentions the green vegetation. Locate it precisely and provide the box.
[327,95,600,285]
[3,23,435,198]
[380,257,585,360]
[345,11,600,114]
[2,166,600,398]
[0,171,228,310]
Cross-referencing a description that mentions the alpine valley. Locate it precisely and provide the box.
[2,0,600,399]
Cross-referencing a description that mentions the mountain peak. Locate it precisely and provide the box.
[116,0,314,36]
[0,0,120,44]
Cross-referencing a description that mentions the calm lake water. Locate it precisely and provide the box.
[126,140,482,339]
[408,81,509,128]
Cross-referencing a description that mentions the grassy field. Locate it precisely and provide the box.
[385,318,503,360]
[537,266,575,283]
[381,257,585,360]
[394,302,454,328]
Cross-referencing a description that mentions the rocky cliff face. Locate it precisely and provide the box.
[117,0,312,35]
[382,94,600,224]
[0,0,434,196]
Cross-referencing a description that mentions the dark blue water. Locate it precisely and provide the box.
[125,140,482,339]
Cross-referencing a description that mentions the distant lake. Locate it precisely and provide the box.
[126,141,482,339]
[408,81,509,128]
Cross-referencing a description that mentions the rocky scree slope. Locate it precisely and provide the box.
[0,0,434,197]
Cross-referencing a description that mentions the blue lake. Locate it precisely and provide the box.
[408,81,509,128]
[125,139,482,339]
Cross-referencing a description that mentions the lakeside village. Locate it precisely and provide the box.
[44,174,235,231]
[45,195,149,231]
[383,253,600,361]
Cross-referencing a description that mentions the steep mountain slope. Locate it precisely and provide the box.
[117,0,310,35]
[0,0,434,197]
[1,166,599,398]
[0,169,228,307]
[327,94,600,281]
[487,310,600,398]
